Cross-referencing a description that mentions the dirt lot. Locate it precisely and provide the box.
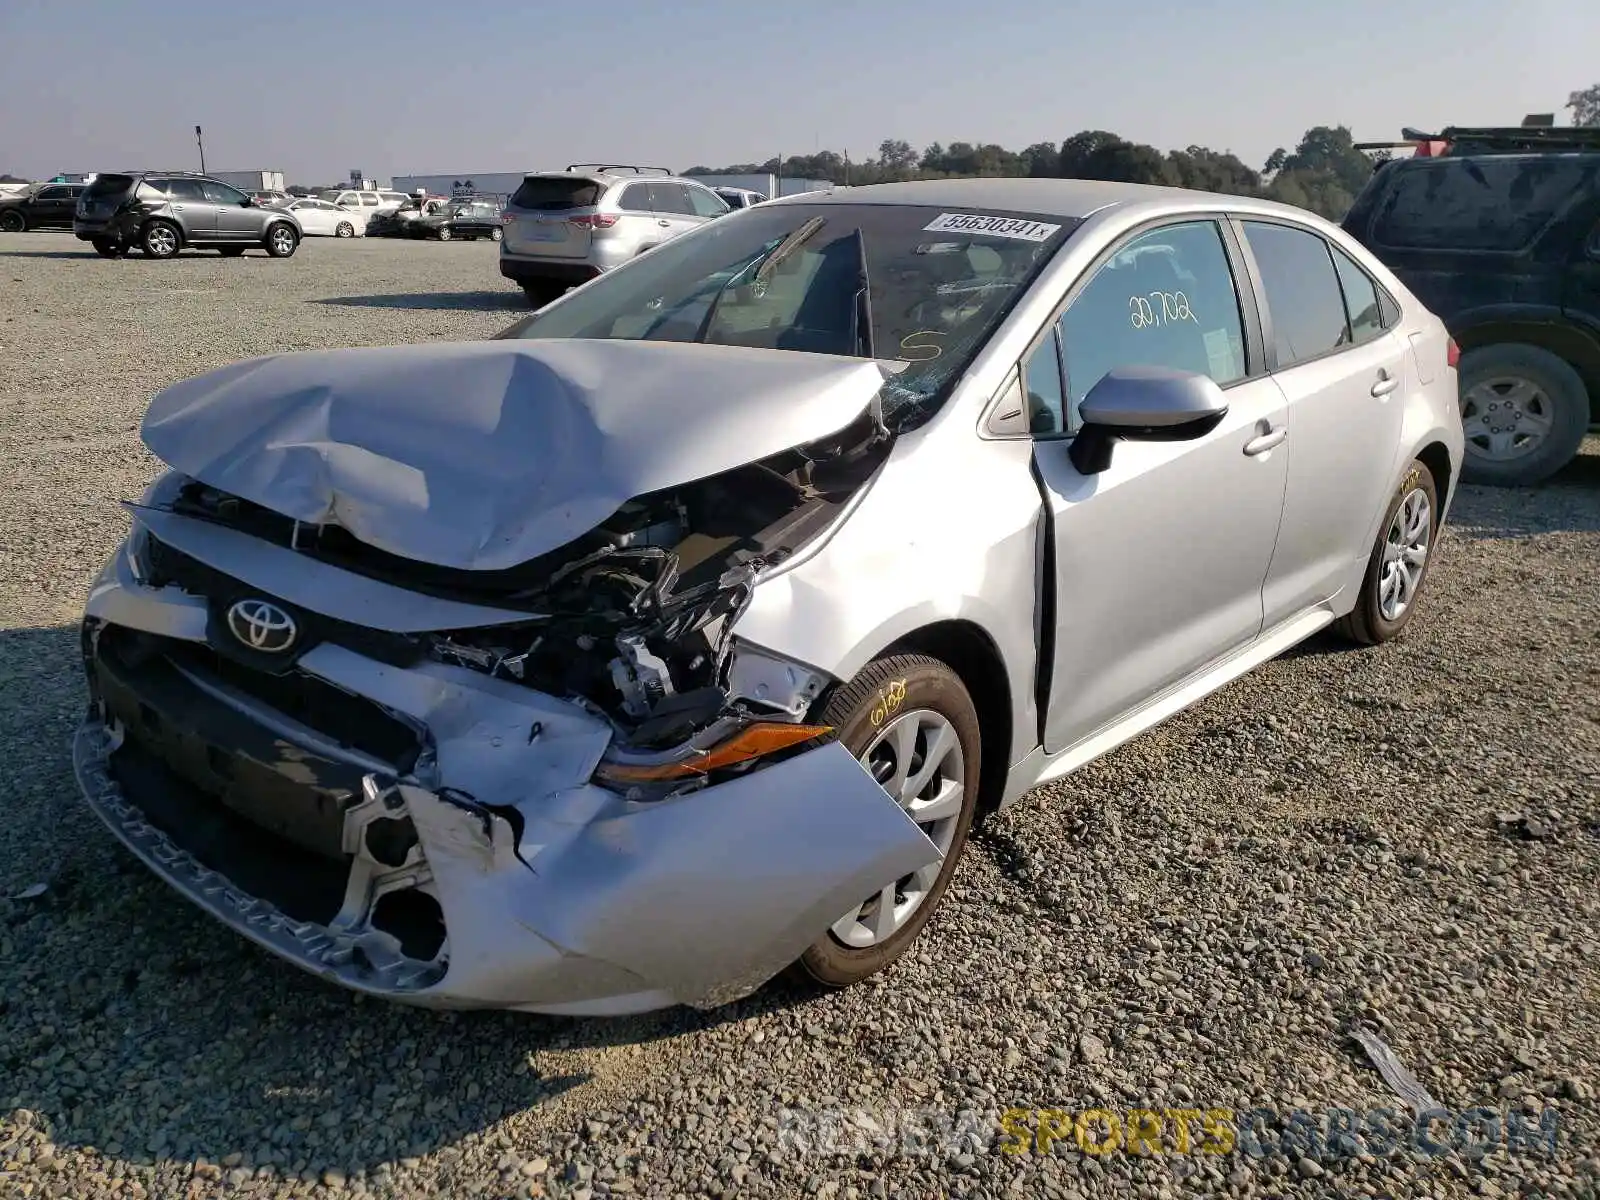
[1,231,1597,1200]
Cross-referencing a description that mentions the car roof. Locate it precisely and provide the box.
[775,178,1330,224]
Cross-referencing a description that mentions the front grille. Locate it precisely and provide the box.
[143,534,426,669]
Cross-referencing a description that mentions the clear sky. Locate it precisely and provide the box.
[2,0,1594,185]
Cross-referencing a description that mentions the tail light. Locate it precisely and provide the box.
[500,211,512,224]
[568,213,620,230]
[1446,337,1460,369]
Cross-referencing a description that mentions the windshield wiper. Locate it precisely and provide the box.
[849,227,874,360]
[691,216,829,344]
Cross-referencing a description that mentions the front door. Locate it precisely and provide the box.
[1031,219,1289,753]
[1234,221,1410,621]
[1562,199,1600,345]
[205,180,261,240]
[164,178,216,239]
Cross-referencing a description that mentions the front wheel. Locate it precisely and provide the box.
[489,226,503,242]
[91,238,122,258]
[335,221,354,238]
[1336,459,1440,646]
[264,223,299,258]
[436,226,452,242]
[1457,343,1590,486]
[794,654,981,988]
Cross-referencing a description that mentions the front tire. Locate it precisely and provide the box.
[264,223,299,258]
[489,226,503,242]
[795,654,981,988]
[141,220,180,258]
[1336,459,1440,646]
[335,221,354,238]
[436,226,452,242]
[1457,344,1590,486]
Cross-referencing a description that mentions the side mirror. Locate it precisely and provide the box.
[1068,365,1228,475]
[240,196,254,207]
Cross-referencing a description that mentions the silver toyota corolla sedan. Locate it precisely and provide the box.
[75,179,1464,1015]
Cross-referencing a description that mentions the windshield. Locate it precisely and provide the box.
[500,202,1077,426]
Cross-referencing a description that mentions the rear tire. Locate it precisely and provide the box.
[489,226,503,242]
[794,654,981,989]
[141,220,180,258]
[521,281,564,308]
[218,247,246,257]
[91,238,121,258]
[1457,343,1590,486]
[1335,458,1440,646]
[437,226,452,242]
[0,210,27,233]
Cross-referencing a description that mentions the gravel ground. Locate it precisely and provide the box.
[1,230,1597,1200]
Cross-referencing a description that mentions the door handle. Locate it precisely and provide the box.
[1371,372,1399,397]
[1243,424,1287,456]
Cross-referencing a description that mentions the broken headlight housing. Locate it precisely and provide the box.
[593,716,836,802]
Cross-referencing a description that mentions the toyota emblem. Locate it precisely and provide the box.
[225,598,298,654]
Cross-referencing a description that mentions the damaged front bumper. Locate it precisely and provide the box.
[75,548,938,1015]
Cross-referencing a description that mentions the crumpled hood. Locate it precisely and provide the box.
[141,338,891,571]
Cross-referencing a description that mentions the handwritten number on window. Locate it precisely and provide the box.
[1128,291,1197,331]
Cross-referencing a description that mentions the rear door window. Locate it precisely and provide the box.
[37,186,68,201]
[1241,221,1349,366]
[1373,158,1597,252]
[618,183,652,213]
[166,179,207,201]
[1328,245,1386,346]
[510,176,602,211]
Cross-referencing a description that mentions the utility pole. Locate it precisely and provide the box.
[195,125,206,175]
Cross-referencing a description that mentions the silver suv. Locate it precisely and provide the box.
[74,172,303,259]
[499,164,731,306]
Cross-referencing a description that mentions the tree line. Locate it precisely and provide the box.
[686,125,1387,221]
[687,84,1600,222]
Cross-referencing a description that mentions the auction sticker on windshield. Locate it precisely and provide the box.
[923,213,1062,242]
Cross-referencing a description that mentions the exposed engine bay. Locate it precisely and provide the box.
[159,407,892,756]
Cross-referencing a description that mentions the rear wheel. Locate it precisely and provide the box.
[217,247,246,257]
[335,221,354,238]
[0,210,27,233]
[795,654,981,988]
[91,238,122,258]
[1457,343,1590,486]
[489,226,503,242]
[264,223,298,258]
[437,226,452,242]
[142,220,180,258]
[521,281,564,308]
[1336,458,1440,645]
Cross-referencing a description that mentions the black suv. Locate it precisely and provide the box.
[0,182,88,232]
[1343,126,1600,485]
[73,171,302,260]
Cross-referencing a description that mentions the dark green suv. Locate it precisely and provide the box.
[1343,126,1600,485]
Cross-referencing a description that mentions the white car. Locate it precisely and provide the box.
[283,198,366,238]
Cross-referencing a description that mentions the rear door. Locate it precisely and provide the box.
[1240,219,1409,624]
[1560,184,1600,338]
[503,174,603,259]
[32,185,76,227]
[164,178,216,237]
[647,182,699,241]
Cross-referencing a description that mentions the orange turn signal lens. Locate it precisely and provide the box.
[596,723,834,785]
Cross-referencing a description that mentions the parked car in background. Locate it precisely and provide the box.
[74,172,302,258]
[251,189,293,208]
[0,181,88,231]
[712,186,767,210]
[319,189,408,219]
[76,179,1460,1015]
[500,164,732,306]
[367,196,447,238]
[412,196,504,241]
[281,197,365,237]
[1343,124,1600,485]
